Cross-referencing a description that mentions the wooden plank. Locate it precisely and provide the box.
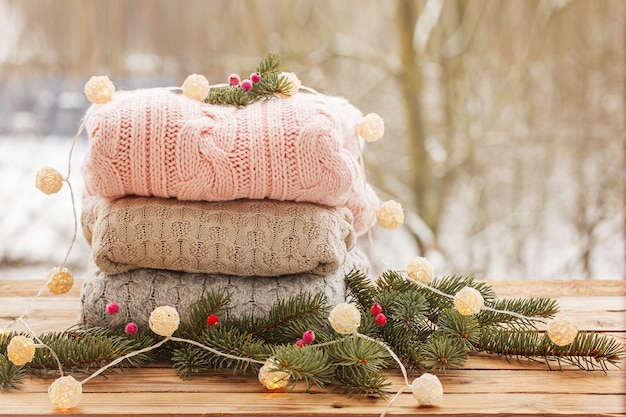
[0,391,624,416]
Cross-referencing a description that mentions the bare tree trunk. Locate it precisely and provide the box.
[395,0,439,252]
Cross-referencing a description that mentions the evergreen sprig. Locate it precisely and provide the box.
[206,52,293,107]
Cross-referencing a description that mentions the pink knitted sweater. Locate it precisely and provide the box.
[82,89,378,233]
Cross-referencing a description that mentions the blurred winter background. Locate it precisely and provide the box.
[0,0,623,281]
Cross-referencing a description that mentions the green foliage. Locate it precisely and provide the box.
[205,52,293,107]
[0,354,25,389]
[273,344,335,391]
[2,271,623,397]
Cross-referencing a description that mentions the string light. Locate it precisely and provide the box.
[411,373,443,406]
[278,72,301,97]
[328,303,361,335]
[149,306,180,337]
[181,74,210,101]
[357,113,385,142]
[35,167,64,195]
[6,336,36,366]
[258,358,290,390]
[84,75,115,104]
[406,257,434,284]
[46,266,73,295]
[547,316,578,346]
[48,375,82,410]
[376,200,404,229]
[453,287,484,316]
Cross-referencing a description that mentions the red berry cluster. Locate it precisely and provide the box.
[295,330,316,348]
[228,72,261,91]
[105,301,138,334]
[370,302,387,326]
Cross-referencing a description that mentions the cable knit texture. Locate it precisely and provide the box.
[79,248,370,329]
[81,89,378,234]
[82,196,356,276]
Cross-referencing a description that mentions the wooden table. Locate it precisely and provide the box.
[1,279,624,416]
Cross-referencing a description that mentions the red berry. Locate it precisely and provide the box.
[125,322,138,334]
[375,313,387,326]
[370,302,383,316]
[106,302,119,315]
[295,339,306,348]
[250,72,261,83]
[240,79,253,91]
[229,74,241,86]
[206,314,219,326]
[302,330,315,344]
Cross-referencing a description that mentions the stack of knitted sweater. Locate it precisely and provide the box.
[78,88,379,330]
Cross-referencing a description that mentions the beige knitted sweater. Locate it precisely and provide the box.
[82,196,356,276]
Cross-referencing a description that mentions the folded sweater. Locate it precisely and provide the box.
[79,247,370,329]
[82,196,356,276]
[82,89,378,233]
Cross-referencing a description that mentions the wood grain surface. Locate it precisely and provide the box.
[1,279,624,416]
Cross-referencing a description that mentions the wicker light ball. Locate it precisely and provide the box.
[149,306,180,337]
[258,358,290,390]
[376,200,404,229]
[48,375,82,410]
[278,72,301,97]
[6,335,36,366]
[406,257,435,284]
[35,167,64,195]
[328,303,361,335]
[357,113,385,142]
[46,267,73,295]
[547,316,578,346]
[181,74,210,101]
[453,287,484,316]
[84,75,115,104]
[411,373,443,406]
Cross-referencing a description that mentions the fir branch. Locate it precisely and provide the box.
[421,332,469,371]
[15,327,155,376]
[437,309,481,349]
[475,328,625,371]
[273,344,335,391]
[182,287,233,335]
[205,52,291,107]
[0,354,25,389]
[479,297,559,329]
[325,336,391,397]
[253,292,329,344]
[172,326,269,378]
[345,268,377,308]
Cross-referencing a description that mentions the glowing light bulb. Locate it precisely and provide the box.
[376,200,404,229]
[84,75,115,104]
[149,306,180,337]
[46,266,73,295]
[358,113,385,142]
[406,257,434,284]
[258,358,290,390]
[547,316,578,346]
[453,287,484,316]
[35,167,64,195]
[48,375,82,410]
[328,303,361,335]
[411,373,443,406]
[181,74,210,101]
[6,336,36,366]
